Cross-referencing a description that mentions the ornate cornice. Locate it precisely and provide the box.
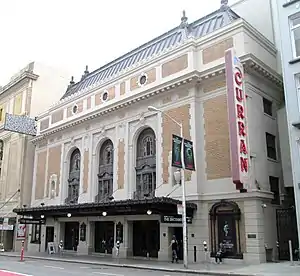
[197,54,283,88]
[31,72,199,144]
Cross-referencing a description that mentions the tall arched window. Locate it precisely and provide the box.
[135,128,156,199]
[66,148,81,204]
[97,139,114,202]
[209,200,243,259]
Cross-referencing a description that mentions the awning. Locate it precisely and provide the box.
[13,197,197,218]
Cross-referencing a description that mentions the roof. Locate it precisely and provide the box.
[61,6,240,100]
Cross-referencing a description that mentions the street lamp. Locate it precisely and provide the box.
[148,105,188,268]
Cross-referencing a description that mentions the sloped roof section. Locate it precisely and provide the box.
[61,7,239,100]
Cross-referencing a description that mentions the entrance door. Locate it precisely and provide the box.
[94,221,114,254]
[64,222,79,251]
[173,227,183,260]
[132,220,160,258]
[45,226,54,251]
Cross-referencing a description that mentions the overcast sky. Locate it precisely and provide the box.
[0,0,239,85]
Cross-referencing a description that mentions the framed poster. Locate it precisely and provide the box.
[16,223,26,240]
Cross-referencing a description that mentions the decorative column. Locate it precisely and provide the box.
[158,224,170,261]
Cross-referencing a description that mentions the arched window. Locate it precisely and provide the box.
[97,139,114,202]
[209,200,243,259]
[135,128,156,199]
[66,148,81,204]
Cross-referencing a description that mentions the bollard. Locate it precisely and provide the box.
[289,240,293,264]
[20,240,25,262]
[276,241,280,261]
[193,246,197,262]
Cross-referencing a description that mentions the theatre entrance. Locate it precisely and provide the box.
[94,221,114,254]
[132,220,160,258]
[171,227,183,260]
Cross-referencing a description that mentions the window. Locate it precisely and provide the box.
[263,98,272,116]
[101,91,109,102]
[142,136,154,157]
[266,133,277,160]
[290,14,300,58]
[269,176,280,205]
[137,73,148,87]
[72,105,78,114]
[31,224,41,243]
[0,108,3,122]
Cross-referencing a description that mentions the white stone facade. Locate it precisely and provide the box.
[24,7,285,265]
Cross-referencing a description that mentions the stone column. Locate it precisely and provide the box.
[158,224,170,261]
[122,220,133,257]
[243,199,266,264]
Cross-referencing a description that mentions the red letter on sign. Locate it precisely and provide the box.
[235,69,243,86]
[240,140,247,154]
[240,157,248,172]
[238,121,246,136]
[236,88,243,102]
[236,104,245,119]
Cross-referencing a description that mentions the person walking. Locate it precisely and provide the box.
[215,242,224,264]
[169,235,179,263]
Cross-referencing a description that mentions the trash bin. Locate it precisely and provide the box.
[265,248,273,262]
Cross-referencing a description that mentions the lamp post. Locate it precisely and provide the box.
[148,105,188,268]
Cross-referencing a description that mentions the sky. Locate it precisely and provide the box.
[0,0,240,86]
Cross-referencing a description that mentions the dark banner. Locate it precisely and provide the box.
[171,134,183,168]
[183,139,195,171]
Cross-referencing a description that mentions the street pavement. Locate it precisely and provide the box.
[0,256,202,276]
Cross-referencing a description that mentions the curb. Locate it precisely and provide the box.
[0,254,255,276]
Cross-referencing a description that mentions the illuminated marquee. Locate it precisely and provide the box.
[225,48,249,190]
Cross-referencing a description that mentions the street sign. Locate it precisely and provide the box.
[19,218,45,225]
[171,134,183,168]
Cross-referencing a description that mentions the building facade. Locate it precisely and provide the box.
[275,0,300,256]
[14,3,285,264]
[0,62,70,251]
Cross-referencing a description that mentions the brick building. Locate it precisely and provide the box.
[14,2,284,264]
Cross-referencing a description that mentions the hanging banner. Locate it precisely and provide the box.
[171,134,183,168]
[183,139,195,171]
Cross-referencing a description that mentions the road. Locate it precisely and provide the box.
[0,256,195,276]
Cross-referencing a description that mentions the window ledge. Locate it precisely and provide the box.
[283,0,300,8]
[264,113,275,120]
[289,57,300,65]
[267,158,279,163]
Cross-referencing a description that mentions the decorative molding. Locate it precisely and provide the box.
[32,74,198,143]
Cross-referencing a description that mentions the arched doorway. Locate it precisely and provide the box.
[209,200,243,259]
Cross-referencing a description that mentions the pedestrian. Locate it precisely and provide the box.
[215,243,224,264]
[169,235,178,263]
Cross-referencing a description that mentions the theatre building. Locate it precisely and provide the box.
[14,3,287,264]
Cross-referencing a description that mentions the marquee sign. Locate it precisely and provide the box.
[225,48,250,190]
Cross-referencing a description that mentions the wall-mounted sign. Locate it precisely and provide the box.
[16,224,26,240]
[19,218,45,225]
[171,134,183,168]
[4,113,37,136]
[183,139,195,171]
[80,222,86,242]
[225,48,250,190]
[161,215,192,224]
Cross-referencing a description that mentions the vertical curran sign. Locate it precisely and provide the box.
[225,48,249,190]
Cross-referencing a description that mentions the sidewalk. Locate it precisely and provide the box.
[1,251,300,276]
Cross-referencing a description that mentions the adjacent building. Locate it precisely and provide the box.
[14,2,286,264]
[0,62,70,251]
[275,0,300,257]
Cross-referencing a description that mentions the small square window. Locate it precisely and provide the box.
[263,98,272,116]
[266,133,277,160]
[269,176,280,205]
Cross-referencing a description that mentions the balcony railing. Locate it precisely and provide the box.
[133,189,155,200]
[65,195,78,204]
